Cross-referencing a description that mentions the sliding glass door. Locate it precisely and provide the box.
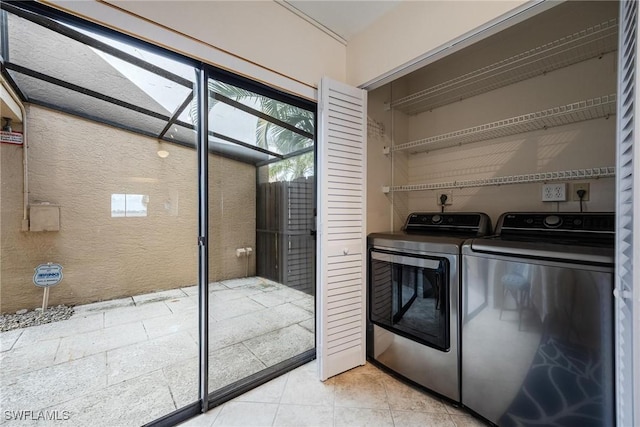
[0,4,200,425]
[0,3,317,424]
[203,73,317,405]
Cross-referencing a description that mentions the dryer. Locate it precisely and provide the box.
[461,212,615,426]
[367,212,491,403]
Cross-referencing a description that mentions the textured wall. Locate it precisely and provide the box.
[0,106,255,313]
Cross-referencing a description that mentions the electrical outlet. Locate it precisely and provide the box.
[437,191,453,206]
[572,183,590,201]
[542,183,567,202]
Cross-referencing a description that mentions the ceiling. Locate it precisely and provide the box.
[283,0,402,43]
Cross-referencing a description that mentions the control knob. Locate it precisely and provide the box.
[544,215,562,228]
[432,215,442,224]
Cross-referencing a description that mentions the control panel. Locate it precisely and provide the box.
[404,212,491,236]
[406,213,481,227]
[498,212,614,233]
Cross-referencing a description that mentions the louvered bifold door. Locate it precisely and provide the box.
[615,2,639,426]
[317,77,367,381]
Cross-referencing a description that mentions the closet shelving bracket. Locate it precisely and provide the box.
[382,167,616,193]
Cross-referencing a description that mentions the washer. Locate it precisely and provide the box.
[461,212,615,426]
[367,212,491,402]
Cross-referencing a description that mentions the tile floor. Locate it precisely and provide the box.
[1,276,488,426]
[0,277,315,426]
[180,361,488,427]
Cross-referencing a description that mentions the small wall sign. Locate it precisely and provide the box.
[0,131,23,145]
[33,263,63,287]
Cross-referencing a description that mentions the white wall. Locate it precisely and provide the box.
[366,0,618,229]
[45,1,540,97]
[44,0,347,100]
[406,55,616,225]
[347,0,528,88]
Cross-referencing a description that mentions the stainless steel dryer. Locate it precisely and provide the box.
[461,212,615,427]
[367,212,491,403]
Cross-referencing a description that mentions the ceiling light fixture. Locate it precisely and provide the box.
[157,140,169,158]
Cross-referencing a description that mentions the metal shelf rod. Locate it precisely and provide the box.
[382,167,616,193]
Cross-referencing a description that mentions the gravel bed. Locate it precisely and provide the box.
[0,305,74,332]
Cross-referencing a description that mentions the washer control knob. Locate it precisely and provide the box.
[544,215,562,228]
[432,215,442,224]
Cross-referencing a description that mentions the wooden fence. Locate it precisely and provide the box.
[257,176,315,296]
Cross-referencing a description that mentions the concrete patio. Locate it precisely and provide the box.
[0,277,314,426]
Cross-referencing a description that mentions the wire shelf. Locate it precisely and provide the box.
[382,167,616,193]
[391,19,618,115]
[392,94,616,154]
[367,117,385,138]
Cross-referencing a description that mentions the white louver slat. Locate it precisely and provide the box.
[615,2,639,427]
[317,77,367,381]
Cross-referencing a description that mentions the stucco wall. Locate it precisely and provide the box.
[0,106,255,313]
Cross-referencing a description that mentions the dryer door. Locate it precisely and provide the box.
[369,248,450,351]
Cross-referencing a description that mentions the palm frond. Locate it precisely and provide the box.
[187,79,315,181]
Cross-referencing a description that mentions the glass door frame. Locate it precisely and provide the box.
[0,2,318,425]
[199,64,318,413]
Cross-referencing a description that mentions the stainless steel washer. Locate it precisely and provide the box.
[461,212,615,426]
[367,212,490,403]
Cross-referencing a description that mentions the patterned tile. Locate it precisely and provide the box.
[106,331,197,385]
[280,363,335,407]
[0,328,22,352]
[13,313,103,349]
[273,404,333,426]
[334,371,389,409]
[391,410,456,426]
[334,406,394,427]
[382,375,448,413]
[211,402,278,427]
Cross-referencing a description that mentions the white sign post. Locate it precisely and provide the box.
[33,263,63,311]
